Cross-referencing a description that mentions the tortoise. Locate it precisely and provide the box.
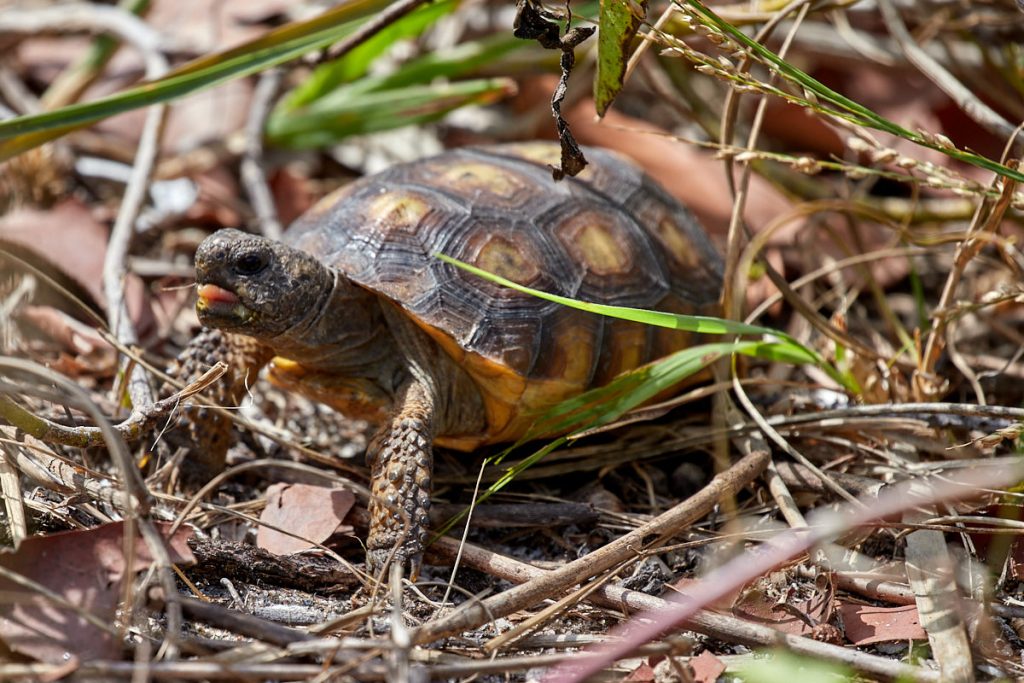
[186,142,723,573]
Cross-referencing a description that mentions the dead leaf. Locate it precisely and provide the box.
[0,521,194,663]
[623,660,656,681]
[185,168,245,227]
[257,483,355,555]
[17,305,116,375]
[730,575,836,637]
[0,199,154,335]
[838,603,927,645]
[270,166,318,226]
[690,650,726,683]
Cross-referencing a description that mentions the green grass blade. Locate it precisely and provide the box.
[0,0,394,160]
[523,340,809,439]
[279,0,460,112]
[436,252,856,392]
[266,78,516,148]
[682,0,1024,183]
[430,339,795,539]
[437,253,762,335]
[310,33,525,102]
[525,341,735,438]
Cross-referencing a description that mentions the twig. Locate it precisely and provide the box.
[548,460,1024,682]
[105,100,167,410]
[151,591,316,647]
[389,564,412,682]
[763,460,807,529]
[904,501,974,682]
[0,5,164,71]
[876,0,1021,145]
[425,538,940,682]
[40,0,153,110]
[0,363,226,449]
[0,358,184,656]
[0,2,173,411]
[773,461,883,499]
[0,427,132,511]
[240,68,284,240]
[720,0,813,319]
[411,447,770,644]
[0,441,27,546]
[920,160,1019,382]
[732,357,861,506]
[186,537,360,592]
[0,65,42,115]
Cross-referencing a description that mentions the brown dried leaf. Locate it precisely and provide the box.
[730,577,835,637]
[690,650,726,683]
[0,199,153,334]
[669,576,739,611]
[623,660,656,681]
[17,305,116,375]
[838,603,927,645]
[257,483,355,556]
[0,521,194,663]
[270,166,318,226]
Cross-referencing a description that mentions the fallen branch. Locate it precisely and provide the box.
[412,446,770,644]
[0,362,226,449]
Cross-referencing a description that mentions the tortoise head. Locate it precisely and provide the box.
[194,228,333,341]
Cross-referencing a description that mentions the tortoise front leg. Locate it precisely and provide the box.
[366,379,435,577]
[167,328,273,477]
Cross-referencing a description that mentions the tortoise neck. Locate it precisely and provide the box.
[270,269,405,393]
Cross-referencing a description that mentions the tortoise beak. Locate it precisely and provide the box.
[196,283,253,326]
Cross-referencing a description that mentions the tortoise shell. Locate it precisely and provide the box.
[283,143,723,449]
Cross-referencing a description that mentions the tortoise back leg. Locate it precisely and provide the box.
[366,378,435,576]
[165,328,273,477]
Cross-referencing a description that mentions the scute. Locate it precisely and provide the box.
[285,143,723,442]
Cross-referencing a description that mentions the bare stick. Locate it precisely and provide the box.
[904,503,974,682]
[426,538,939,682]
[0,358,183,655]
[547,460,1024,682]
[411,447,769,644]
[877,0,1021,145]
[241,69,284,240]
[0,363,226,449]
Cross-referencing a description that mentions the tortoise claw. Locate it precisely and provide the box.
[367,547,423,583]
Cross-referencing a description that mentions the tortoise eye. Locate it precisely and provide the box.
[234,252,268,275]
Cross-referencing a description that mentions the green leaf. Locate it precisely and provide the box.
[328,34,525,99]
[0,0,394,161]
[525,340,814,439]
[431,338,802,539]
[525,341,742,438]
[437,253,756,334]
[266,78,516,148]
[594,0,647,116]
[279,0,460,112]
[436,252,857,392]
[270,34,525,143]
